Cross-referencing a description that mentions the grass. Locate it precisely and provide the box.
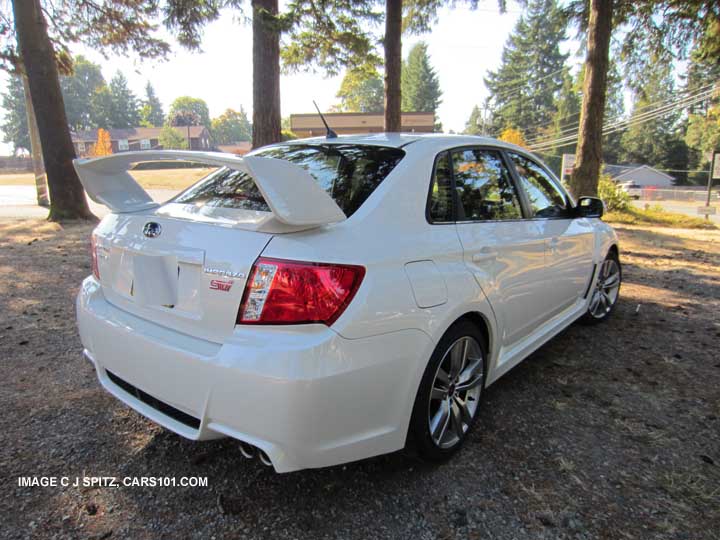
[605,205,717,230]
[0,168,215,190]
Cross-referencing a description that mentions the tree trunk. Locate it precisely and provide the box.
[384,0,402,132]
[12,0,94,220]
[252,0,281,148]
[569,0,614,198]
[20,72,49,207]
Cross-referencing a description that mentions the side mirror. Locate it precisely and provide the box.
[576,196,604,218]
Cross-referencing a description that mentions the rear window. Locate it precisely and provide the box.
[172,144,405,217]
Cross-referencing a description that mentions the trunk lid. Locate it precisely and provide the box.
[94,212,271,343]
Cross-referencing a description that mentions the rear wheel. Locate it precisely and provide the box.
[581,251,621,324]
[409,321,486,461]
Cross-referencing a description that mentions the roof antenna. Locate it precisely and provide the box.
[313,100,337,139]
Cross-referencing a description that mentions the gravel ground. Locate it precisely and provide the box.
[1,219,719,540]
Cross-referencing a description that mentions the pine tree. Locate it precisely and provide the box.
[108,72,139,128]
[1,75,29,153]
[140,82,164,127]
[620,60,689,181]
[401,42,442,115]
[463,105,484,135]
[484,0,568,140]
[601,58,625,165]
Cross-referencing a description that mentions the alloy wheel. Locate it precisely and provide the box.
[589,258,621,319]
[427,336,484,449]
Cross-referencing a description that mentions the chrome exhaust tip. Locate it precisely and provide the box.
[239,441,255,459]
[258,449,272,467]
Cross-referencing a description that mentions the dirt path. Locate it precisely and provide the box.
[1,220,718,540]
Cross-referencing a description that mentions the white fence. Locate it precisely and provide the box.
[637,187,717,202]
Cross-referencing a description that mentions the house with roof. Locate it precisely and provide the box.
[71,126,212,156]
[603,164,675,187]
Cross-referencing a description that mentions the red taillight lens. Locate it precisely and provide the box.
[90,234,100,280]
[237,257,365,326]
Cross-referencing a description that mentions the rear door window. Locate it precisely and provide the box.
[173,144,404,217]
[451,148,523,221]
[428,151,454,222]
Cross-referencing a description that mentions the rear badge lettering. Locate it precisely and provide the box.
[204,268,245,279]
[210,279,233,292]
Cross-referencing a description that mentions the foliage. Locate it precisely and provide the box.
[498,127,528,148]
[281,129,298,141]
[597,175,630,211]
[281,0,382,76]
[167,96,210,127]
[1,75,29,153]
[485,0,568,139]
[401,42,442,116]
[620,61,689,181]
[158,126,188,150]
[0,0,170,73]
[211,107,252,144]
[464,105,483,135]
[88,128,112,156]
[604,205,717,230]
[140,82,164,127]
[108,72,140,129]
[335,66,384,113]
[59,55,105,131]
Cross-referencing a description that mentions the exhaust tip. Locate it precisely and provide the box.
[239,442,255,459]
[258,449,272,467]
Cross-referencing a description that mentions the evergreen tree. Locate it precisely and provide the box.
[1,75,29,153]
[543,67,581,159]
[620,60,689,181]
[108,72,140,128]
[463,105,484,135]
[601,57,625,165]
[401,42,442,115]
[60,55,106,131]
[211,107,252,143]
[159,125,188,149]
[140,82,164,127]
[91,85,113,129]
[484,0,568,140]
[335,67,384,113]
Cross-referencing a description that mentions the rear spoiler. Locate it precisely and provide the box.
[72,150,346,227]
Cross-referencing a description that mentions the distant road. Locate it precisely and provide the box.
[0,185,179,219]
[632,199,720,224]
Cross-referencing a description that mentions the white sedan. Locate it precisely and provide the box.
[75,134,621,472]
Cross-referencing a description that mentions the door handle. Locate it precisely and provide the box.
[472,247,497,263]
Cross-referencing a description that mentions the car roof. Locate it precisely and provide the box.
[283,132,530,153]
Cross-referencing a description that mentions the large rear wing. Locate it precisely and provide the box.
[72,151,346,227]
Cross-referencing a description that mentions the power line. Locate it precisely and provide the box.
[529,88,716,151]
[526,82,718,145]
[486,66,568,103]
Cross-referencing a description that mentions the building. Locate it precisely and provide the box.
[217,142,252,156]
[289,112,435,138]
[71,126,212,156]
[604,164,675,187]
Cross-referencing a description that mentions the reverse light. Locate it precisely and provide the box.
[90,233,100,280]
[237,257,365,326]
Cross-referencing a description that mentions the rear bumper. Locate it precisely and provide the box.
[76,277,432,472]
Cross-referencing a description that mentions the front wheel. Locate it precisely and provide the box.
[581,251,621,324]
[408,321,487,461]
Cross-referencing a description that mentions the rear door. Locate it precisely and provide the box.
[450,147,549,348]
[506,152,595,315]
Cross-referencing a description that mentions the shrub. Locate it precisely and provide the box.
[598,174,630,211]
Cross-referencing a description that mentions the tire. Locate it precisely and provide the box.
[580,250,622,325]
[408,320,487,462]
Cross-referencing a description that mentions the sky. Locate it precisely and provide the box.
[0,2,584,154]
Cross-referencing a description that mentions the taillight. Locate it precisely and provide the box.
[90,234,100,280]
[237,257,365,326]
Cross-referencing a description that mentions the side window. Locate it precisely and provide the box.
[451,148,522,221]
[509,153,568,218]
[428,151,453,222]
